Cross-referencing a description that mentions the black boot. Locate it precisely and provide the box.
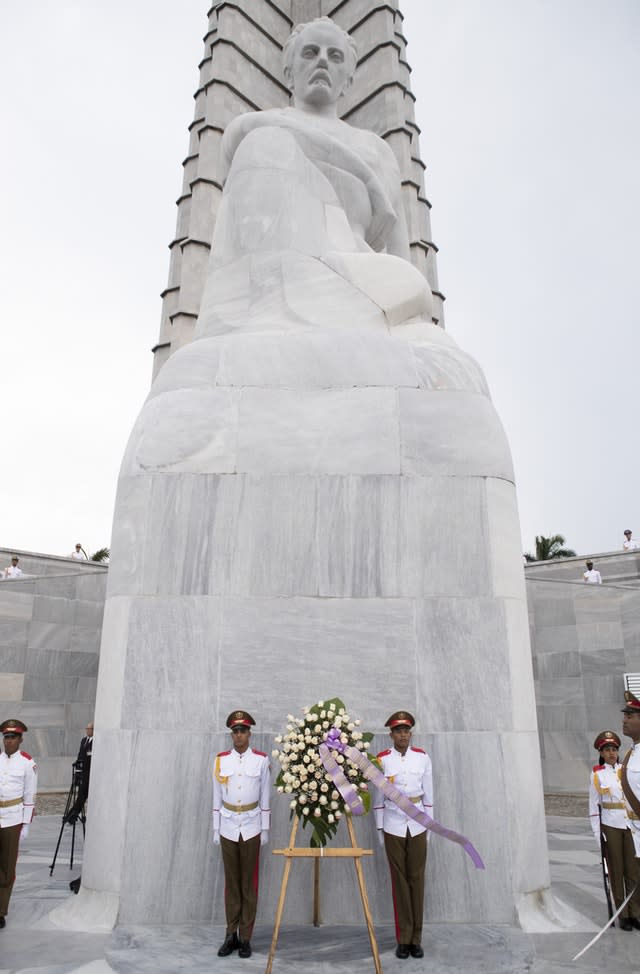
[238,940,252,958]
[410,944,424,958]
[217,932,239,956]
[395,943,410,959]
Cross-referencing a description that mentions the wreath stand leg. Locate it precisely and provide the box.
[264,815,383,974]
[345,815,383,974]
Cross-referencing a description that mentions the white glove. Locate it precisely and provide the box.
[213,830,220,846]
[20,824,30,841]
[377,829,385,848]
[260,830,269,847]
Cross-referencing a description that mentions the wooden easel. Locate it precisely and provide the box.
[264,814,382,974]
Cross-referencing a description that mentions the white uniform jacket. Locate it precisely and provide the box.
[374,746,433,838]
[622,743,640,856]
[0,750,37,828]
[213,747,270,842]
[589,763,627,839]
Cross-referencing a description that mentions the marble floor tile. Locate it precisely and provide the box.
[3,815,637,973]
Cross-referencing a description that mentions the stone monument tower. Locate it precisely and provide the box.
[66,0,551,934]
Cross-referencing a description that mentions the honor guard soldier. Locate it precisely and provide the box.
[213,710,270,959]
[374,710,433,960]
[0,719,37,928]
[621,691,640,872]
[589,730,640,929]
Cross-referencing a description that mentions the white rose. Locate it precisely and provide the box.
[335,810,342,819]
[320,710,326,719]
[302,782,309,791]
[303,754,310,764]
[284,785,292,794]
[277,786,284,794]
[312,736,319,745]
[297,718,304,727]
[303,807,310,816]
[275,735,283,743]
[314,808,322,818]
[286,724,293,732]
[314,724,322,734]
[338,708,344,715]
[330,801,338,810]
[328,814,335,824]
[319,795,327,805]
[322,721,329,730]
[336,754,344,764]
[354,719,361,726]
[290,799,297,809]
[334,716,342,728]
[363,742,370,749]
[317,701,324,707]
[329,704,335,712]
[320,783,329,793]
[271,750,279,758]
[347,723,355,731]
[340,733,348,744]
[356,741,364,750]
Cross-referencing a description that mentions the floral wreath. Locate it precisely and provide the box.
[273,697,375,847]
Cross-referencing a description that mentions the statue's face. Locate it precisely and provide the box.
[289,22,354,107]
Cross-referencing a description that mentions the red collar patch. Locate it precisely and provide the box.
[411,747,425,754]
[377,749,391,758]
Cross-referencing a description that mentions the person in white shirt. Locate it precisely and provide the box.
[588,730,640,929]
[70,544,88,561]
[0,719,37,928]
[213,710,270,959]
[621,691,640,865]
[623,530,640,551]
[374,710,432,960]
[583,560,602,584]
[2,557,22,579]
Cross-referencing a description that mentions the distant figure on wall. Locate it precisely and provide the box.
[2,557,22,579]
[583,561,602,584]
[70,544,88,561]
[623,530,640,551]
[589,730,640,930]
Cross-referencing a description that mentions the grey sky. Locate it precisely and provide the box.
[2,1,639,560]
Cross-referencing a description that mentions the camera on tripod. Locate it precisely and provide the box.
[72,757,85,788]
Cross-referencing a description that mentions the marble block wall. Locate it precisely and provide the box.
[527,561,640,793]
[76,273,550,930]
[0,567,107,788]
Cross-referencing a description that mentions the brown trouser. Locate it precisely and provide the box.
[220,833,261,941]
[384,829,427,945]
[602,824,640,919]
[0,824,22,917]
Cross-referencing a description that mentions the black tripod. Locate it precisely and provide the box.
[49,760,86,877]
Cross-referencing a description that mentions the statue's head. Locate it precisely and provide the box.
[283,17,358,109]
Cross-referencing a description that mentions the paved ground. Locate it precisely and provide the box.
[1,812,638,973]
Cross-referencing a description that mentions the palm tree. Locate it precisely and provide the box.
[524,534,576,563]
[90,547,110,563]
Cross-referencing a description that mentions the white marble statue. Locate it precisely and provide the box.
[215,17,410,261]
[71,16,550,934]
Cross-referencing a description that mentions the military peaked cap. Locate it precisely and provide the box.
[226,710,255,729]
[593,730,621,750]
[622,690,640,714]
[1,718,28,734]
[385,711,415,729]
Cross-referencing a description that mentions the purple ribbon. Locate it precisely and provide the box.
[320,728,484,869]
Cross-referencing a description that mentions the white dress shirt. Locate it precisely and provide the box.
[0,750,37,828]
[623,538,640,551]
[589,763,627,838]
[583,569,602,584]
[374,746,433,838]
[212,746,270,841]
[622,743,640,856]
